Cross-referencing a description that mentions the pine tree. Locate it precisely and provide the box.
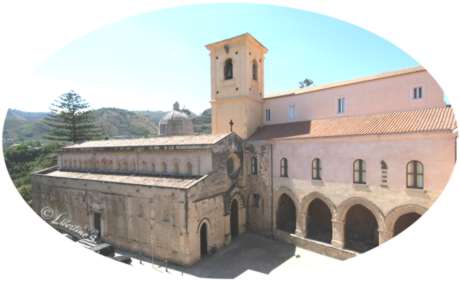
[44,90,101,143]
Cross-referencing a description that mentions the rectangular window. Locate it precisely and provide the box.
[413,87,423,99]
[288,104,296,121]
[337,97,345,114]
[265,109,271,121]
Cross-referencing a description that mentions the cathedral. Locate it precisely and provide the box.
[32,33,457,265]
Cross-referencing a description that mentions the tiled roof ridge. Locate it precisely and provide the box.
[249,106,456,141]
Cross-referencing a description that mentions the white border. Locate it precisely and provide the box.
[0,0,459,283]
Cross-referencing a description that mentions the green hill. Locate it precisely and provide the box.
[3,109,49,146]
[3,107,212,147]
[95,108,162,139]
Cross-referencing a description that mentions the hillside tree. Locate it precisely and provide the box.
[44,90,101,143]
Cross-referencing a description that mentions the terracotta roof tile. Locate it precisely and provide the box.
[249,107,456,141]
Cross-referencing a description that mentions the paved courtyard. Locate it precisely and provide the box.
[119,233,339,279]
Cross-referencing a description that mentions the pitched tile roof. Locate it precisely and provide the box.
[43,170,206,189]
[205,32,268,52]
[249,107,456,141]
[64,133,231,150]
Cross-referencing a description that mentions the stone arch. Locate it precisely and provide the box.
[337,197,385,230]
[197,218,211,258]
[300,192,337,243]
[276,188,299,234]
[196,217,211,234]
[230,191,246,208]
[300,192,337,220]
[337,197,385,252]
[385,204,427,237]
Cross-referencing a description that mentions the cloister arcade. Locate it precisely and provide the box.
[275,190,427,253]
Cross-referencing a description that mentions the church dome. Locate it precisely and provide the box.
[159,102,194,136]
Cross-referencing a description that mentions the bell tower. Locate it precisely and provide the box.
[206,33,268,139]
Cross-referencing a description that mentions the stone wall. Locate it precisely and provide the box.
[185,133,247,263]
[31,133,247,266]
[59,148,212,177]
[244,142,273,236]
[31,172,191,265]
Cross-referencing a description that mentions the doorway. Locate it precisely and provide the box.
[230,199,239,239]
[200,223,208,257]
[93,212,102,239]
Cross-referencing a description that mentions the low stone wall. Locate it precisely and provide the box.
[273,230,357,260]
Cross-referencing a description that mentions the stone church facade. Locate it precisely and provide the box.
[32,33,457,265]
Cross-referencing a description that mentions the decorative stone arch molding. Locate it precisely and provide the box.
[336,197,385,229]
[223,187,246,216]
[196,217,212,234]
[332,197,386,248]
[275,186,300,210]
[275,186,301,235]
[385,204,427,238]
[299,191,337,235]
[230,191,246,209]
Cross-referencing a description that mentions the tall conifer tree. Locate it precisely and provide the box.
[44,90,100,143]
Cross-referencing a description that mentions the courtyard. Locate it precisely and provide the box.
[119,233,338,279]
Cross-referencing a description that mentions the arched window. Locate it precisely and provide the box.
[381,160,388,187]
[162,162,167,174]
[174,163,180,175]
[280,158,288,177]
[312,158,321,180]
[251,157,258,175]
[186,162,193,176]
[407,160,424,189]
[252,60,258,81]
[224,58,233,80]
[353,159,366,184]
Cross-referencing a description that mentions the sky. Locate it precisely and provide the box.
[24,3,418,114]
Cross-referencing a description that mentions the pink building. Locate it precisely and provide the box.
[207,33,456,256]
